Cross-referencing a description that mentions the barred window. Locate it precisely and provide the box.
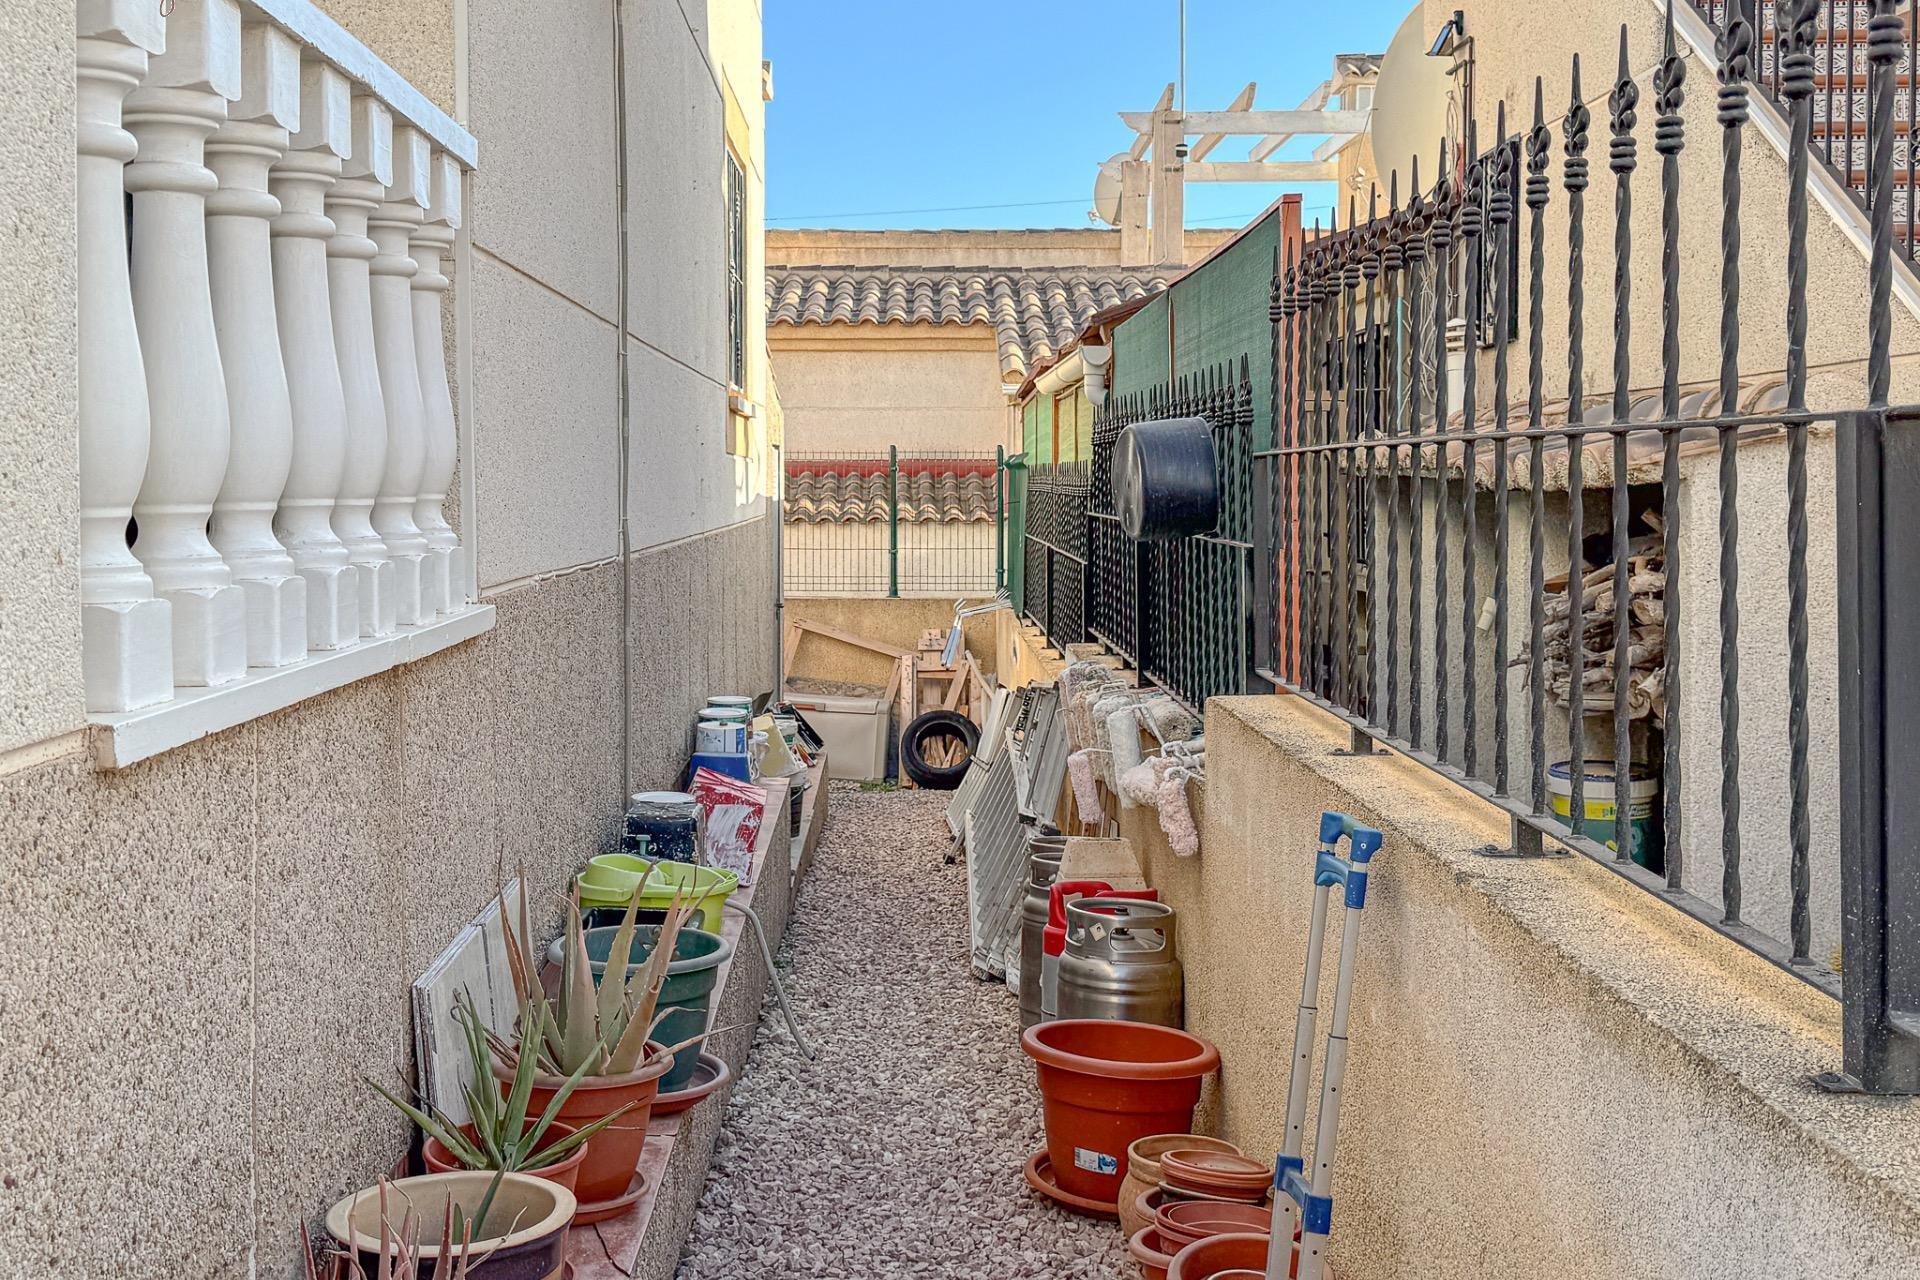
[726,150,747,390]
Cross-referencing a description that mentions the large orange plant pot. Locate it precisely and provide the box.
[494,1048,672,1218]
[1166,1232,1333,1280]
[1020,1019,1220,1205]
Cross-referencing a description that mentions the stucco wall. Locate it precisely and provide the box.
[0,0,82,753]
[771,327,1010,455]
[0,517,772,1279]
[1110,695,1920,1279]
[0,0,780,1274]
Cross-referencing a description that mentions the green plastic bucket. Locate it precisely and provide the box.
[1549,759,1662,869]
[575,859,739,933]
[549,925,731,1091]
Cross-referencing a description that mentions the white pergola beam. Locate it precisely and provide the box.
[1118,108,1371,136]
[1184,161,1339,183]
[1127,82,1174,160]
[1189,81,1256,162]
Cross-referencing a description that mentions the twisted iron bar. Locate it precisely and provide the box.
[1716,1,1751,935]
[1610,25,1640,864]
[1461,124,1484,780]
[1779,0,1817,946]
[1527,79,1552,818]
[1406,164,1429,753]
[1490,108,1516,797]
[1565,56,1593,827]
[1656,0,1688,890]
[1383,175,1407,739]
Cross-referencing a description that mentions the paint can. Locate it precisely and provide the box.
[1548,760,1662,868]
[696,718,748,754]
[624,790,702,862]
[704,695,754,714]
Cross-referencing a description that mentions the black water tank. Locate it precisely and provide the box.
[1114,416,1219,540]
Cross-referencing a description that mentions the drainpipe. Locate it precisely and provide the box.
[612,0,634,796]
[772,442,785,695]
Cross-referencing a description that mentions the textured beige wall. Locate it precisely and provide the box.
[1408,0,1920,407]
[0,517,772,1280]
[771,328,1010,455]
[785,595,998,689]
[0,0,82,752]
[1110,696,1920,1280]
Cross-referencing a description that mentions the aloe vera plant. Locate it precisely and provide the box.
[368,991,637,1174]
[497,868,713,1079]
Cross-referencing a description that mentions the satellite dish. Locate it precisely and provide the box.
[1371,3,1455,193]
[1091,153,1127,226]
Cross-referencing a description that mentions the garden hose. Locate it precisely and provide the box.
[724,897,816,1061]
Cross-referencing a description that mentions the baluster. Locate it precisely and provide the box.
[207,18,304,666]
[125,0,248,687]
[271,60,357,647]
[1609,27,1640,863]
[411,150,464,615]
[370,126,431,626]
[328,94,395,636]
[76,0,173,710]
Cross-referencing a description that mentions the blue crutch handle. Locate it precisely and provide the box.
[1314,812,1381,909]
[1278,1165,1334,1236]
[1318,811,1383,862]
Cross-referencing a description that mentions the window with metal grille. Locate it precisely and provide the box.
[725,149,746,391]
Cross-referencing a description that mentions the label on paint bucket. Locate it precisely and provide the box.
[696,719,748,754]
[1072,1147,1118,1176]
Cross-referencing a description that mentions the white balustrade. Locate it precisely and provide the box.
[411,151,463,615]
[368,126,431,625]
[74,0,481,751]
[124,0,249,688]
[327,94,396,636]
[270,60,358,648]
[75,0,174,711]
[207,18,306,666]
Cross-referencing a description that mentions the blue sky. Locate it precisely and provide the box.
[763,0,1412,232]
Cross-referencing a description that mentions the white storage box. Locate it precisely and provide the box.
[787,693,889,781]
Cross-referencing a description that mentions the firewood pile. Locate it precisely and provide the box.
[1524,513,1669,727]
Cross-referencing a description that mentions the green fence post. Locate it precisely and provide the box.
[995,445,1006,592]
[887,444,900,598]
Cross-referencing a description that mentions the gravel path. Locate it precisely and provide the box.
[676,782,1133,1279]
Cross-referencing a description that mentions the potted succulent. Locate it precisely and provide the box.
[319,1173,574,1280]
[490,875,713,1222]
[369,991,634,1195]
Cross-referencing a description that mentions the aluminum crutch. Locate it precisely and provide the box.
[1267,811,1381,1280]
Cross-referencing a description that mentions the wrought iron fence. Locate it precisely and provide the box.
[1691,0,1920,266]
[1020,461,1089,646]
[782,448,1007,598]
[1013,0,1920,1092]
[1086,364,1258,711]
[1257,0,1917,1093]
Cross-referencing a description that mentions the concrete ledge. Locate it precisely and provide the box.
[570,760,826,1280]
[1119,694,1920,1279]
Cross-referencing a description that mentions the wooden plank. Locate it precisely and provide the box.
[894,653,917,787]
[793,617,911,660]
[782,620,802,673]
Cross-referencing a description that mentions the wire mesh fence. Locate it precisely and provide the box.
[782,449,1006,598]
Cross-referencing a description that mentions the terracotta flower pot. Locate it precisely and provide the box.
[326,1171,574,1280]
[1021,1019,1221,1206]
[1159,1149,1273,1202]
[493,1047,672,1216]
[1118,1134,1242,1239]
[421,1119,587,1195]
[1127,1225,1176,1280]
[1152,1199,1273,1252]
[1166,1231,1333,1280]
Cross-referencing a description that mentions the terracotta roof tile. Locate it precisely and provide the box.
[766,265,1170,382]
[783,460,997,524]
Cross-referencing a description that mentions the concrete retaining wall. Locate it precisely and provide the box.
[1108,695,1920,1278]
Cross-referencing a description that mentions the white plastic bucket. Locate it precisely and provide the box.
[696,719,748,754]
